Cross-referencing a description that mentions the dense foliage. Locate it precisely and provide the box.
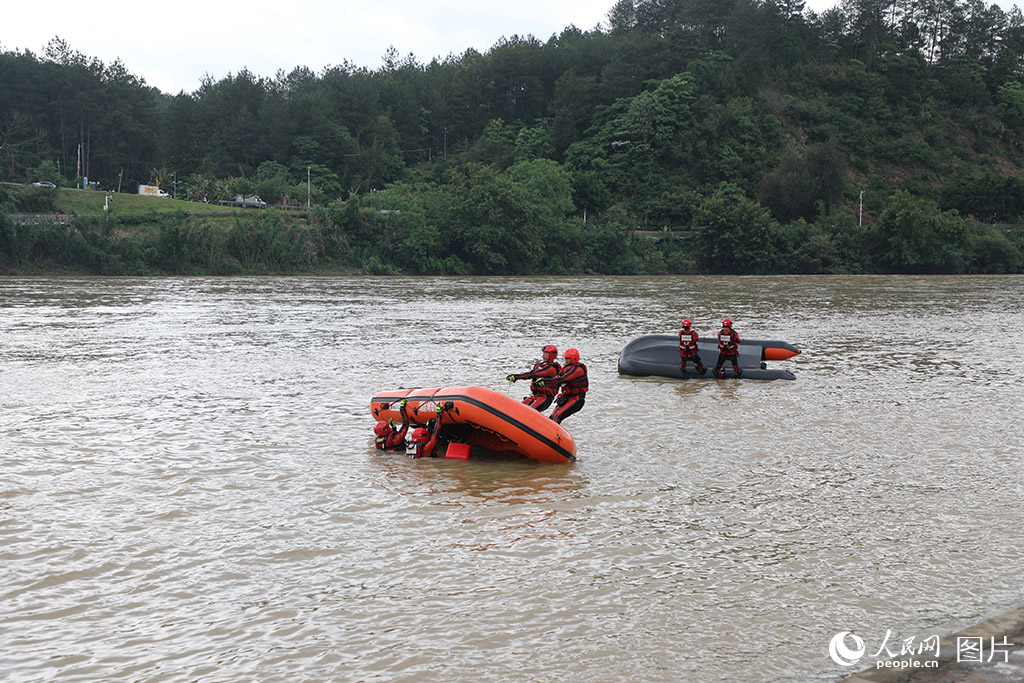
[3,0,1024,274]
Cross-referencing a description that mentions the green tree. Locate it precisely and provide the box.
[506,159,576,218]
[996,83,1024,135]
[940,172,1024,222]
[869,191,969,273]
[470,119,517,168]
[549,69,602,152]
[566,72,700,210]
[759,139,846,223]
[444,163,544,274]
[692,182,781,273]
[28,160,62,186]
[254,160,291,205]
[513,125,555,162]
[777,220,845,273]
[357,182,450,273]
[506,159,579,270]
[966,224,1022,273]
[225,176,256,200]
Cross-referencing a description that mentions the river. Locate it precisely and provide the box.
[1,275,1022,682]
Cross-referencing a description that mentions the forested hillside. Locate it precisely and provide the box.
[3,0,1024,274]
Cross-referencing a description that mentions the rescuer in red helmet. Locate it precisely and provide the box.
[374,398,411,450]
[713,318,743,379]
[538,347,588,424]
[506,344,562,411]
[678,318,705,377]
[407,404,444,458]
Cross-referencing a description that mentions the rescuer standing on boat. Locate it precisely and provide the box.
[538,348,588,424]
[678,318,705,377]
[374,399,411,450]
[714,318,743,379]
[506,344,562,411]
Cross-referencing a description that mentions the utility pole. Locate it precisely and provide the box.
[859,191,864,228]
[307,166,311,208]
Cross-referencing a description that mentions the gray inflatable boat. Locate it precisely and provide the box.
[617,334,801,381]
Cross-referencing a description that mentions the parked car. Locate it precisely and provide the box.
[215,194,267,209]
[235,194,266,208]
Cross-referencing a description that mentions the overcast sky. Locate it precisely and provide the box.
[2,0,1020,94]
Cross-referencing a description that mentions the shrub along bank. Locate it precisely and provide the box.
[3,184,1022,276]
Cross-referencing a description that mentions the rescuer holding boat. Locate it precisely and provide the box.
[678,318,706,377]
[407,404,444,458]
[537,348,588,424]
[506,344,562,411]
[374,399,411,450]
[714,318,743,378]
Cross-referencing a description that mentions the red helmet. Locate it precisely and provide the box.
[564,348,580,362]
[409,427,430,444]
[722,318,732,328]
[373,420,391,436]
[543,344,557,356]
[682,318,691,328]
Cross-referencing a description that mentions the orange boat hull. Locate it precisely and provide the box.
[370,385,576,464]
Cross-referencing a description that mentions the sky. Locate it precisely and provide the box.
[1,0,1021,95]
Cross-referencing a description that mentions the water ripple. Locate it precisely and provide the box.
[1,275,1023,682]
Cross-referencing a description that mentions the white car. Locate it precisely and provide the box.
[32,181,57,188]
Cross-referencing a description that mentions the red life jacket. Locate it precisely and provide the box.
[375,406,409,450]
[717,327,739,355]
[530,360,561,396]
[678,328,699,356]
[560,363,589,396]
[375,431,405,450]
[407,421,441,458]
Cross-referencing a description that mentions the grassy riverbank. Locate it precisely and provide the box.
[3,187,342,276]
[53,188,243,219]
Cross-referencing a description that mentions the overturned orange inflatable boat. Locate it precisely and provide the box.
[370,385,577,464]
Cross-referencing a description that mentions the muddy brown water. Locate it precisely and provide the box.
[2,275,1022,682]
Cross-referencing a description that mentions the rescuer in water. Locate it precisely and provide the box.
[678,318,705,377]
[506,344,562,411]
[406,404,445,458]
[538,348,588,424]
[714,318,743,379]
[374,398,411,450]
